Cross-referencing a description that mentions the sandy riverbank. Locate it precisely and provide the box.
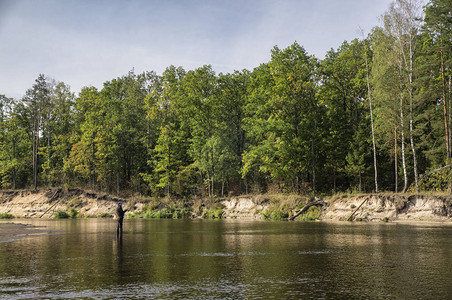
[1,188,451,223]
[0,222,54,243]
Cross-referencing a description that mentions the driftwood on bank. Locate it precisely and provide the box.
[39,188,63,218]
[289,200,325,221]
[347,198,368,221]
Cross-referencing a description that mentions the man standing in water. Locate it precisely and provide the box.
[116,202,128,236]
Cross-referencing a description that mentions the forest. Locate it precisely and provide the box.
[0,0,451,197]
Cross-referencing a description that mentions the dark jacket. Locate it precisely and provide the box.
[116,205,127,221]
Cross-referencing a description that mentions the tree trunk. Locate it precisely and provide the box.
[440,26,450,159]
[212,176,214,197]
[311,104,317,194]
[364,38,378,192]
[33,113,41,190]
[449,74,451,158]
[333,169,337,194]
[166,143,170,197]
[358,170,362,192]
[395,127,398,193]
[408,30,419,191]
[401,111,408,192]
[47,112,51,186]
[91,132,96,191]
[12,138,16,190]
[399,63,408,193]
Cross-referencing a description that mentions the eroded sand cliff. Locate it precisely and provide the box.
[1,189,451,222]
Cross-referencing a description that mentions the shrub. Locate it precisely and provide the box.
[125,212,140,219]
[0,212,14,219]
[69,208,78,218]
[146,210,172,219]
[262,208,289,221]
[54,210,69,219]
[98,213,113,218]
[172,207,190,219]
[202,206,224,219]
[270,209,289,221]
[300,206,321,222]
[262,209,271,220]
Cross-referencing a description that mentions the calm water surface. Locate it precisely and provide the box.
[0,219,451,299]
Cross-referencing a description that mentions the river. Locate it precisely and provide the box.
[0,219,451,299]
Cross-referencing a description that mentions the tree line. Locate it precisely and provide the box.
[0,0,451,196]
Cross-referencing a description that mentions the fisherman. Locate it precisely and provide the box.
[116,202,128,236]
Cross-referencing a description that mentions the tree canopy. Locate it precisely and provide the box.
[1,0,451,196]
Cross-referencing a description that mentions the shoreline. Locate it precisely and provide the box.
[0,189,451,223]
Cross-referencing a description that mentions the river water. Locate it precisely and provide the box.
[0,219,451,299]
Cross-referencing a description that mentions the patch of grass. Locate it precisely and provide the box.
[299,206,321,222]
[146,210,172,219]
[69,208,78,218]
[0,212,14,219]
[270,210,289,221]
[98,213,113,218]
[54,209,79,219]
[125,212,140,219]
[262,209,289,221]
[202,204,224,219]
[54,210,69,219]
[141,202,191,219]
[259,193,310,221]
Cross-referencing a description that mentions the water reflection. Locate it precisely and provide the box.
[0,219,451,299]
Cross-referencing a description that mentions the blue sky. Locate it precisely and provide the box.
[1,0,398,99]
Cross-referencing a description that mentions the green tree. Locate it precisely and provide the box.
[243,42,319,193]
[421,0,452,160]
[143,66,190,197]
[178,65,218,196]
[0,96,31,189]
[214,71,249,195]
[22,74,51,189]
[66,86,101,188]
[318,39,371,192]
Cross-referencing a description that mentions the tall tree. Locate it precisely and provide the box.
[243,43,318,193]
[23,74,50,189]
[319,39,371,192]
[361,29,379,192]
[423,0,452,160]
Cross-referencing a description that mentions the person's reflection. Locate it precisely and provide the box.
[113,234,124,277]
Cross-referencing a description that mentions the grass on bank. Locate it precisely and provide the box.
[127,200,191,219]
[54,208,79,219]
[259,193,322,221]
[0,212,14,219]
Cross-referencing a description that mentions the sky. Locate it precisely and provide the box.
[0,0,397,99]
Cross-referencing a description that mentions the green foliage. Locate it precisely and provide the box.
[0,212,14,219]
[262,209,289,221]
[69,208,78,218]
[414,165,452,192]
[98,213,113,218]
[299,206,322,222]
[142,202,191,219]
[1,1,451,195]
[243,43,319,192]
[54,210,69,219]
[202,205,224,219]
[54,209,78,219]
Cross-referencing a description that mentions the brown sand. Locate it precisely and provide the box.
[0,222,53,242]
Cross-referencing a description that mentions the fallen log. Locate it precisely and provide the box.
[40,189,63,218]
[289,200,325,221]
[347,198,368,221]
